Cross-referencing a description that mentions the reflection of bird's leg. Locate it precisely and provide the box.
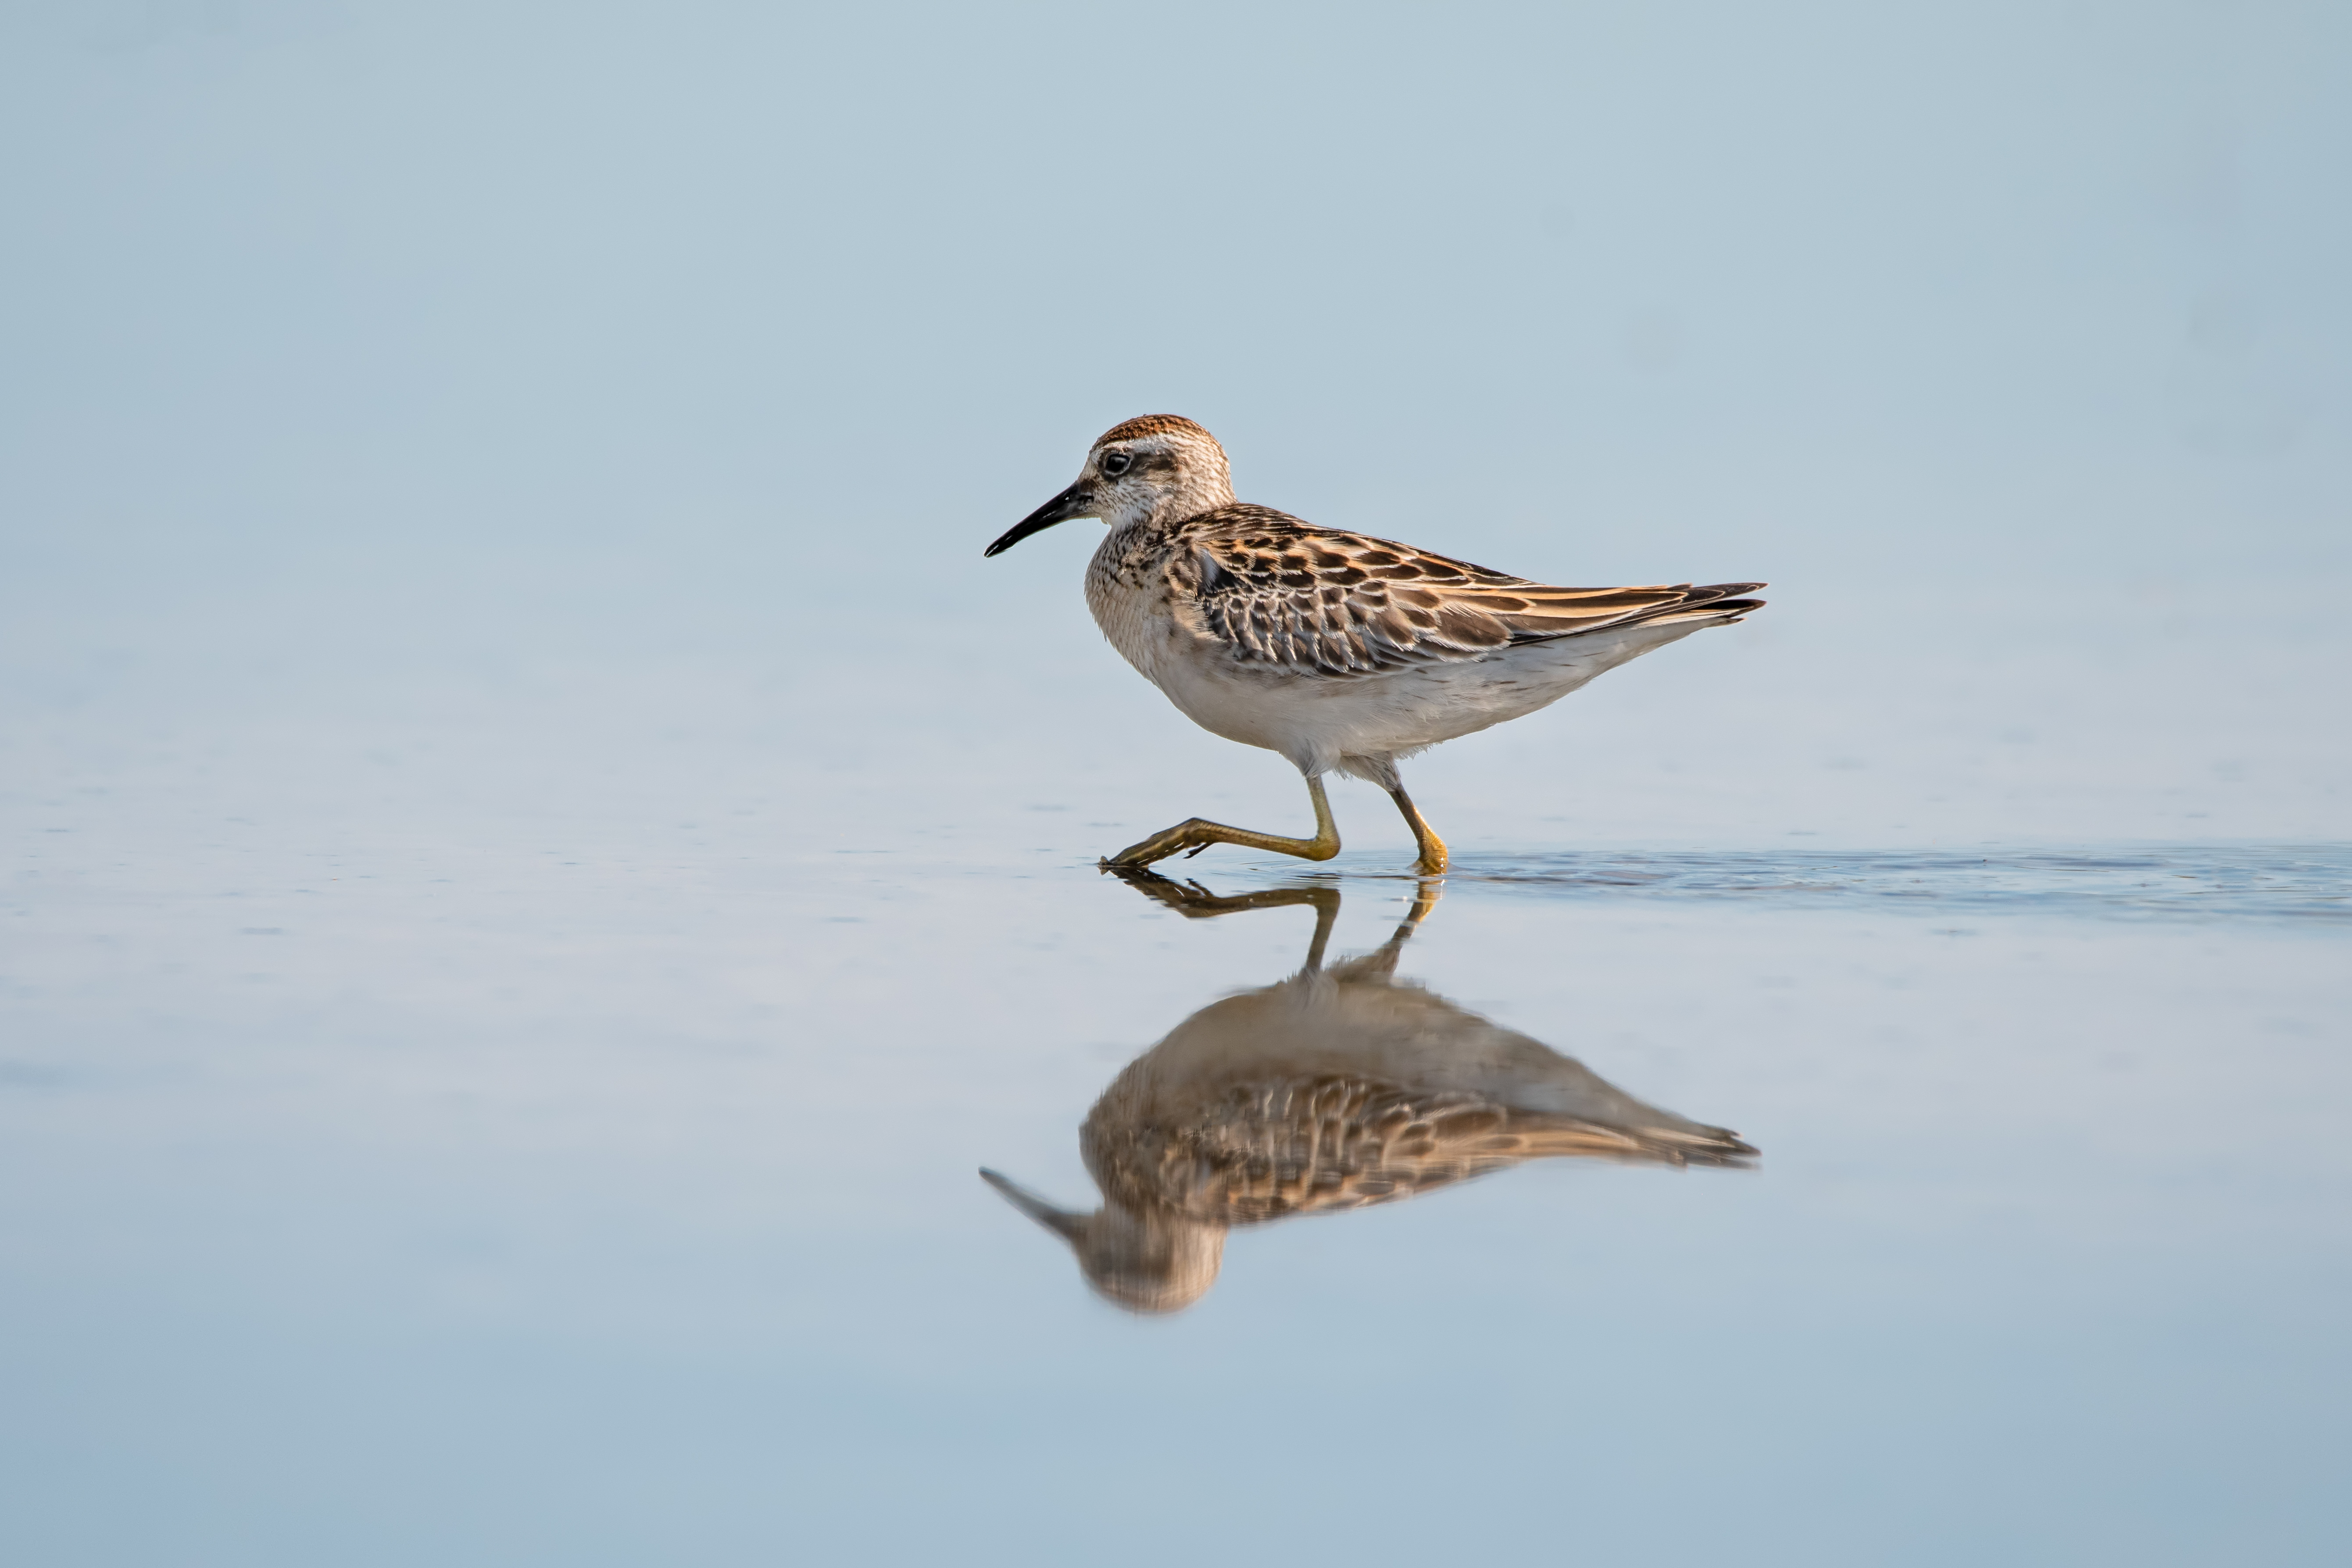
[1102,775,1340,870]
[1350,880,1441,979]
[1397,878,1442,936]
[1100,866,1340,971]
[1385,780,1448,875]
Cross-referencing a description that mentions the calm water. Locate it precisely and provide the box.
[6,706,2348,1565]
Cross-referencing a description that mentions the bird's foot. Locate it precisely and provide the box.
[1386,786,1448,877]
[1100,818,1210,868]
[1101,815,1340,869]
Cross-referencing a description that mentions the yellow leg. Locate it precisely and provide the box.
[1103,775,1341,869]
[1387,784,1448,875]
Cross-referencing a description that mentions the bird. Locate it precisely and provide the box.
[985,414,1764,875]
[981,872,1755,1313]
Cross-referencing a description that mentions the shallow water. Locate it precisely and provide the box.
[6,747,2348,1564]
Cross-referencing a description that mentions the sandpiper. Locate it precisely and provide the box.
[986,415,1764,873]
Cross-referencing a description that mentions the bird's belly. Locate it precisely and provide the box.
[1155,623,1707,773]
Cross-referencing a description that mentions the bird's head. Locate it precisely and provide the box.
[985,414,1234,557]
[979,1168,1226,1314]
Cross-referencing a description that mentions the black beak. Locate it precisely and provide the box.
[984,484,1097,557]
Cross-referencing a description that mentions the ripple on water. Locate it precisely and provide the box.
[1411,844,2352,924]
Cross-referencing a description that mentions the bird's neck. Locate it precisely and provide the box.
[1112,476,1235,541]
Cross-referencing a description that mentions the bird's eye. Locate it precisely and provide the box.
[1101,451,1133,477]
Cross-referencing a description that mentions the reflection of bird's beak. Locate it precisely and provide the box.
[979,1168,1088,1243]
[984,484,1097,557]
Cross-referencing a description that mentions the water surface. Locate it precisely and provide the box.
[6,784,2346,1564]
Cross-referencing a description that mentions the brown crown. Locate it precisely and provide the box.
[1095,414,1217,447]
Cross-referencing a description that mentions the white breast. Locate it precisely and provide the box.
[1083,552,1169,685]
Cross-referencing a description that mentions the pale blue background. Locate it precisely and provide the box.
[3,4,2347,1564]
[4,0,2346,850]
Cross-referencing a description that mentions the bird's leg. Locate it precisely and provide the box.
[1386,782,1448,875]
[1102,775,1341,869]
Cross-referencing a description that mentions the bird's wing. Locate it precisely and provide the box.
[1122,1075,1756,1226]
[1167,505,1764,677]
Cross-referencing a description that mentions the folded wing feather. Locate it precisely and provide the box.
[1169,505,1763,677]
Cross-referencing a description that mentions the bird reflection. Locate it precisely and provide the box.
[983,872,1755,1313]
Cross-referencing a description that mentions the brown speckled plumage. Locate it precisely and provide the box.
[1165,504,1763,677]
[1094,413,1216,445]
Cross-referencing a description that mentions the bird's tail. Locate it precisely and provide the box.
[1622,581,1766,627]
